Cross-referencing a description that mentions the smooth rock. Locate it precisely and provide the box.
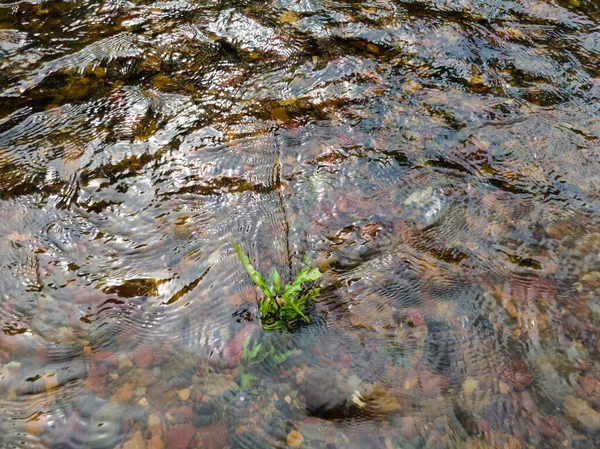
[121,431,146,449]
[301,371,349,419]
[563,395,600,432]
[166,423,196,449]
[287,430,303,448]
[88,403,123,449]
[197,421,228,449]
[133,345,153,368]
[177,388,191,402]
[192,401,217,428]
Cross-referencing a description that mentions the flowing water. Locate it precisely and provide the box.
[1,0,600,447]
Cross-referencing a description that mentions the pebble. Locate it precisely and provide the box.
[119,355,133,370]
[563,395,600,432]
[133,345,154,368]
[462,377,479,397]
[121,431,146,449]
[287,430,303,448]
[166,423,197,449]
[177,388,191,402]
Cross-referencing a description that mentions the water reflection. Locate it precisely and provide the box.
[1,0,600,447]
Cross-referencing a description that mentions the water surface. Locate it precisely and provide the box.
[1,0,600,447]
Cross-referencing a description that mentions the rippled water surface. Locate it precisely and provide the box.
[1,0,600,447]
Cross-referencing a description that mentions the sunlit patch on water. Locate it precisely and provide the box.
[1,0,600,447]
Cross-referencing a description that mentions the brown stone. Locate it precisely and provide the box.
[111,382,133,403]
[419,370,450,396]
[86,363,108,394]
[166,423,196,449]
[121,431,146,449]
[91,351,119,367]
[197,421,227,449]
[133,345,154,368]
[564,395,600,432]
[147,435,164,449]
[500,360,533,391]
[287,430,303,448]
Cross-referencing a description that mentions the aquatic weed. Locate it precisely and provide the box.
[231,241,321,330]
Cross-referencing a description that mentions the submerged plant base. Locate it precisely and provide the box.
[232,241,321,330]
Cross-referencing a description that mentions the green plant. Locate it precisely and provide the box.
[238,334,301,389]
[231,241,322,330]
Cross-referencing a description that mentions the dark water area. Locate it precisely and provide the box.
[1,0,600,447]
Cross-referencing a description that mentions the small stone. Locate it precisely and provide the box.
[284,395,291,404]
[88,403,123,449]
[138,397,149,407]
[25,413,51,435]
[287,430,303,448]
[499,381,510,395]
[279,11,298,24]
[501,360,533,390]
[301,371,349,419]
[507,437,521,449]
[361,384,402,415]
[121,431,146,449]
[166,423,196,449]
[504,299,519,318]
[133,345,153,368]
[470,73,485,85]
[148,414,162,433]
[366,43,379,55]
[177,388,191,402]
[540,415,561,437]
[564,395,600,432]
[119,355,133,370]
[86,363,108,394]
[271,107,289,122]
[148,435,164,449]
[152,75,172,89]
[197,421,227,449]
[43,373,59,393]
[110,382,133,403]
[192,401,217,428]
[462,377,478,397]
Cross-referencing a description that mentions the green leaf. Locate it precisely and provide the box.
[273,349,301,364]
[242,335,252,361]
[295,266,322,284]
[240,373,257,389]
[268,267,282,294]
[263,321,283,330]
[232,241,273,299]
[280,296,309,322]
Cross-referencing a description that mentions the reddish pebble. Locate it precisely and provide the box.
[336,353,354,370]
[183,404,193,420]
[133,344,153,368]
[197,421,228,449]
[540,415,561,437]
[501,360,533,391]
[582,373,597,396]
[402,308,426,327]
[419,370,450,396]
[91,351,118,367]
[166,423,197,449]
